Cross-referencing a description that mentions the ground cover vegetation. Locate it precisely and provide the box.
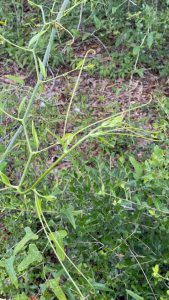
[0,0,169,299]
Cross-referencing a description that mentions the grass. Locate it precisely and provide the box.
[0,1,169,298]
[0,69,169,299]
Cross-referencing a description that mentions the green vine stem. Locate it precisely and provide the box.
[16,96,157,195]
[0,0,70,165]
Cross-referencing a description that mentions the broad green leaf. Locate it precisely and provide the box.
[126,289,144,300]
[28,30,46,48]
[61,206,76,229]
[147,32,154,49]
[32,121,39,149]
[94,15,101,29]
[49,230,67,262]
[38,57,47,79]
[71,28,80,37]
[0,161,7,171]
[152,264,159,277]
[129,156,143,179]
[5,75,25,85]
[0,171,10,185]
[4,256,18,288]
[13,227,38,256]
[149,209,156,216]
[18,244,42,272]
[0,20,7,25]
[153,145,163,157]
[48,278,67,300]
[133,46,140,56]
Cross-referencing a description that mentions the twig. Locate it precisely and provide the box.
[77,2,83,31]
[91,31,111,57]
[125,241,157,300]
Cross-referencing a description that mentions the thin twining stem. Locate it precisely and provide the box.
[0,0,70,165]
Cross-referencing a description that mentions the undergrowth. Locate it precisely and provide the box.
[0,0,169,299]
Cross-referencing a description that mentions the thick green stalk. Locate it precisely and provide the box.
[0,0,69,164]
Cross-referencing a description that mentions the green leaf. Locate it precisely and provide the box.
[61,206,76,229]
[44,194,56,201]
[84,63,95,70]
[0,20,7,26]
[133,68,144,77]
[4,75,25,85]
[0,258,5,268]
[49,230,67,262]
[61,133,74,152]
[82,32,91,41]
[152,264,159,277]
[28,30,46,48]
[18,244,42,272]
[28,0,38,7]
[0,171,10,185]
[32,121,39,149]
[133,46,140,56]
[129,156,143,179]
[18,96,27,116]
[38,57,47,79]
[98,137,114,147]
[147,32,154,49]
[0,144,5,153]
[47,130,63,144]
[4,256,18,288]
[93,282,113,292]
[102,115,123,128]
[94,15,101,29]
[35,197,42,217]
[112,6,118,14]
[76,59,84,69]
[97,184,105,196]
[126,290,144,300]
[13,293,29,300]
[13,227,38,256]
[48,278,67,300]
[0,102,4,116]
